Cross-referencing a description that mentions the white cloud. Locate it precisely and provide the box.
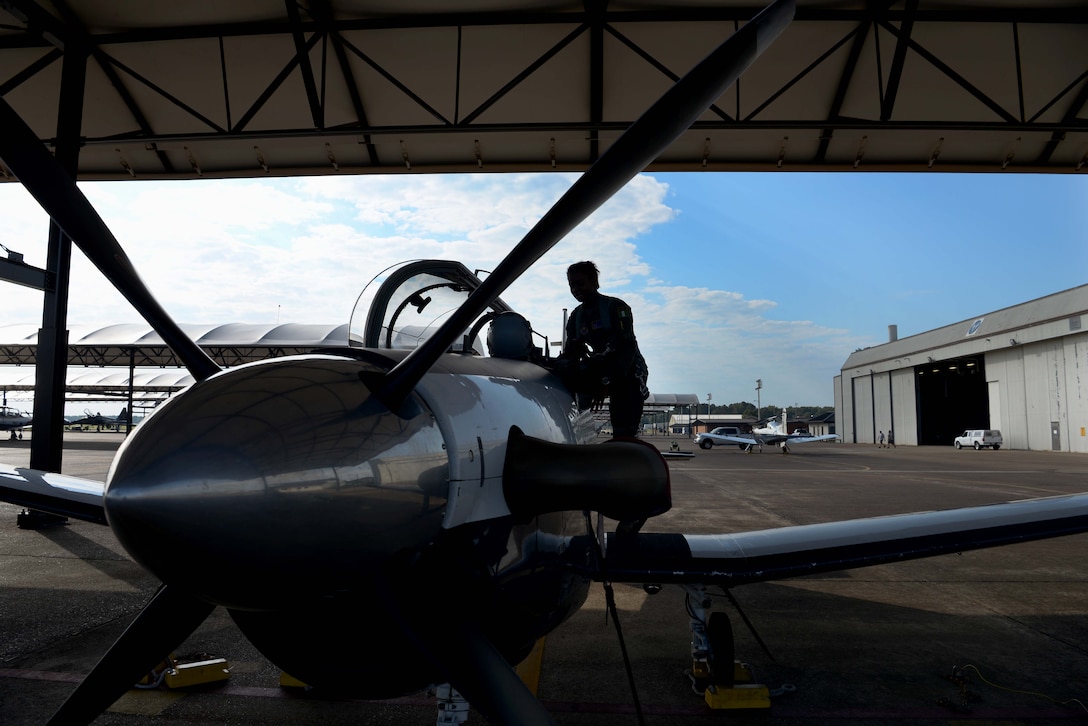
[630,282,865,405]
[0,173,852,405]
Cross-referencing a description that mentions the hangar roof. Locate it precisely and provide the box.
[842,283,1088,370]
[0,322,352,367]
[645,393,700,407]
[0,366,193,401]
[1,1,1085,178]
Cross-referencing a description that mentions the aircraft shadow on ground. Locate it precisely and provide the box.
[537,578,1088,720]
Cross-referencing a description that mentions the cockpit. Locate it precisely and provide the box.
[347,260,549,360]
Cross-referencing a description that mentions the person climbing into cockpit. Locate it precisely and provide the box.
[555,261,649,438]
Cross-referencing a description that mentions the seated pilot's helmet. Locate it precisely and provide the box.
[487,312,533,360]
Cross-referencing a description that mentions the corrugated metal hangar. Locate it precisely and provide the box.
[836,285,1088,452]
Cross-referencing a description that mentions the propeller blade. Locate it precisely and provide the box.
[377,0,795,408]
[0,97,221,381]
[48,585,215,725]
[375,569,555,726]
[430,618,555,726]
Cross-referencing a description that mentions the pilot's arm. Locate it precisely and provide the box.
[558,314,588,363]
[602,298,639,379]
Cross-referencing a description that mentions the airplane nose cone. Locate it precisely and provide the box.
[105,356,449,609]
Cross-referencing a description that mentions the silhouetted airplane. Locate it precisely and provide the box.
[67,407,130,431]
[0,405,32,439]
[2,2,1088,724]
[713,409,838,453]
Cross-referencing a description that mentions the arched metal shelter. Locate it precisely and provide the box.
[0,323,356,413]
[0,323,353,367]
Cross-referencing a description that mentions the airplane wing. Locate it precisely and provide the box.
[709,434,763,446]
[785,433,838,444]
[597,493,1088,586]
[710,433,837,447]
[0,464,107,524]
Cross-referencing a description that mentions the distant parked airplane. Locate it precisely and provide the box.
[68,407,130,431]
[0,406,32,439]
[710,409,837,453]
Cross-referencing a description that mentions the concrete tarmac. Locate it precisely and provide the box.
[2,433,1087,724]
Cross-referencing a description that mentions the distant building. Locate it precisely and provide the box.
[670,414,750,435]
[806,411,835,437]
[836,285,1087,452]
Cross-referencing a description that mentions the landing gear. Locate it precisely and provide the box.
[17,509,67,529]
[683,585,772,711]
[706,611,735,686]
[435,683,469,724]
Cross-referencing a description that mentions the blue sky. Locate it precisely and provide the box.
[0,171,1084,413]
[646,172,1087,341]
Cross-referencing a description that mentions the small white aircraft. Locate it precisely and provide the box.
[0,405,32,440]
[710,409,837,453]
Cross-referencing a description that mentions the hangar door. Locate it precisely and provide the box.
[914,356,988,445]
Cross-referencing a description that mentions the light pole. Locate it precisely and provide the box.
[755,378,762,422]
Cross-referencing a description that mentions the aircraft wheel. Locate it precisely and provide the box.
[706,611,735,687]
[700,439,713,449]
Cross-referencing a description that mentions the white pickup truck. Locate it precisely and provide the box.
[954,429,1003,450]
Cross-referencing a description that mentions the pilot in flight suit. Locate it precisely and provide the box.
[557,261,649,438]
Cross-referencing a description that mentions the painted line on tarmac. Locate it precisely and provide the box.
[677,468,1051,474]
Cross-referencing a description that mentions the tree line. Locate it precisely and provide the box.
[702,402,833,420]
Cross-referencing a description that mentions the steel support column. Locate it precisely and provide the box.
[29,45,86,477]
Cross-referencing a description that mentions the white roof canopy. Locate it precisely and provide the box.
[0,323,352,367]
